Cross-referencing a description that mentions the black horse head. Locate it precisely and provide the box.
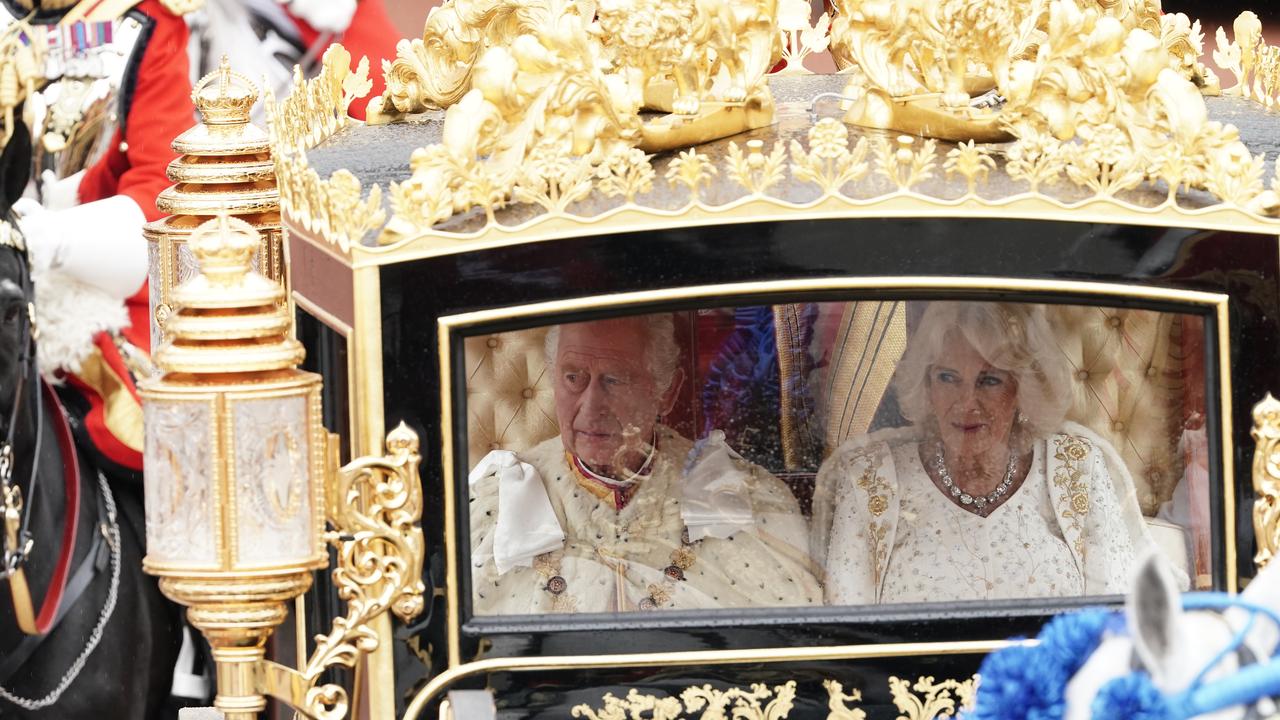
[0,118,34,422]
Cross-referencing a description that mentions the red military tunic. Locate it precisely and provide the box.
[54,0,192,472]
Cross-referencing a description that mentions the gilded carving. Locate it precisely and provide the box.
[571,678,987,720]
[1161,12,1219,93]
[776,0,831,75]
[874,136,937,193]
[572,682,797,720]
[298,423,426,720]
[727,140,788,197]
[823,680,867,720]
[666,149,719,204]
[788,119,871,196]
[267,2,1280,248]
[887,675,978,720]
[1214,12,1264,99]
[944,141,996,195]
[1251,394,1280,569]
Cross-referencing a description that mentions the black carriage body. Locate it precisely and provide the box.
[289,213,1279,719]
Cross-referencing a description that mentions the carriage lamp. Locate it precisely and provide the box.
[140,214,425,720]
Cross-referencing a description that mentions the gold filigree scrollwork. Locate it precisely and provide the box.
[1251,394,1280,569]
[571,682,797,720]
[823,680,867,720]
[255,424,426,720]
[887,675,978,720]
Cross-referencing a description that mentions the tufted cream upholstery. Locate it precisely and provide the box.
[465,329,559,469]
[1049,306,1188,516]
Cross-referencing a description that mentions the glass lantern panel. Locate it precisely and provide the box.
[232,394,316,568]
[144,399,219,567]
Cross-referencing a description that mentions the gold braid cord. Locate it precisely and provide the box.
[1251,395,1280,569]
[256,424,426,720]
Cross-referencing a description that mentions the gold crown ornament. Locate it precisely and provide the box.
[145,56,284,349]
[192,56,260,126]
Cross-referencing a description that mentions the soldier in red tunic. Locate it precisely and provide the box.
[4,0,193,476]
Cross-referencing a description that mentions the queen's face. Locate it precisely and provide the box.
[926,334,1019,461]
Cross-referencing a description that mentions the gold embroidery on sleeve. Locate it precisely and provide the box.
[1051,435,1094,558]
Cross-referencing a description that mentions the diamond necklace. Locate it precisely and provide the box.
[932,441,1020,515]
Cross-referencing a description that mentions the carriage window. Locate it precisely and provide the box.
[463,300,1217,616]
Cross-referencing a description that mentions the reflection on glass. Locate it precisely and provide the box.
[813,303,1189,606]
[465,300,1212,616]
[468,316,822,615]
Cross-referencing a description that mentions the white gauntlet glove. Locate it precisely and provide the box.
[40,169,85,212]
[285,0,357,33]
[12,195,148,300]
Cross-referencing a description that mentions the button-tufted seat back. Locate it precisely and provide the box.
[1049,306,1188,516]
[465,329,559,469]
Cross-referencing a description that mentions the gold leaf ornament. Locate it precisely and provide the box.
[788,119,871,196]
[666,149,719,203]
[1252,394,1280,569]
[944,141,997,195]
[727,140,788,196]
[597,147,657,203]
[875,135,937,192]
[1004,126,1065,193]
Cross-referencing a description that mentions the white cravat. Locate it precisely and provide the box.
[681,430,755,541]
[469,450,565,575]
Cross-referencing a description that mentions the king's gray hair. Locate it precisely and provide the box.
[544,314,681,394]
[893,302,1073,439]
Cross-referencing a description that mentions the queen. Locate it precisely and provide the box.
[812,302,1178,605]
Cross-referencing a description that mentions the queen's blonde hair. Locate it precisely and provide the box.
[893,302,1072,438]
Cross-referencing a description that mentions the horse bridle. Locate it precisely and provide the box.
[0,216,41,577]
[0,216,83,638]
